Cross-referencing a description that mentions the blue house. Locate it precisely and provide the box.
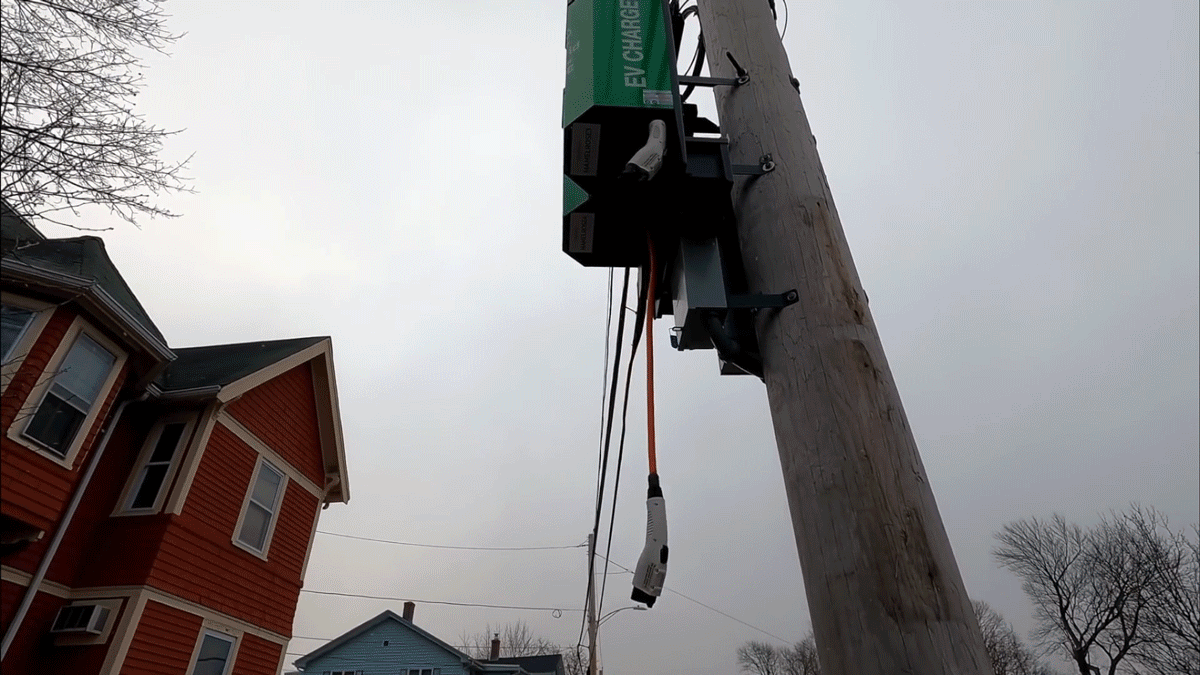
[292,605,565,675]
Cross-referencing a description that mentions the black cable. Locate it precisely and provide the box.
[781,0,789,38]
[681,35,706,102]
[598,266,649,619]
[595,268,614,512]
[315,531,584,551]
[578,267,632,650]
[676,2,704,103]
[300,588,580,610]
[596,557,792,644]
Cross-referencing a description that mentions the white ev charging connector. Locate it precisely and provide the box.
[631,476,667,606]
[622,120,668,181]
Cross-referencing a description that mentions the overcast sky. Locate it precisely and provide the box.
[33,1,1200,673]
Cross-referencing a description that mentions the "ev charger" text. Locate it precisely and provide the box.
[619,0,646,88]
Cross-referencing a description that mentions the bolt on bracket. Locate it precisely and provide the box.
[732,154,776,176]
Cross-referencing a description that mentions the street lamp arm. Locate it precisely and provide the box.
[598,606,647,626]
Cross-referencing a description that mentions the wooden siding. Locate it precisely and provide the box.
[123,599,204,674]
[226,363,325,485]
[302,618,471,675]
[234,632,284,675]
[1,578,26,634]
[0,588,69,674]
[49,404,168,589]
[150,423,320,635]
[1,306,128,535]
[3,534,54,580]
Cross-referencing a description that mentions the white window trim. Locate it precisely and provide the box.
[113,412,198,516]
[165,401,222,516]
[216,413,323,498]
[231,457,288,560]
[50,597,124,647]
[185,625,241,675]
[5,316,127,469]
[0,292,55,397]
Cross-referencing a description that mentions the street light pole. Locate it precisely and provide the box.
[599,606,647,626]
[586,533,600,675]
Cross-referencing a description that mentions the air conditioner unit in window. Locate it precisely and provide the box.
[49,603,111,635]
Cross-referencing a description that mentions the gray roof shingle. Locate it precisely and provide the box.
[156,336,327,392]
[1,231,166,345]
[0,201,45,242]
[495,654,565,675]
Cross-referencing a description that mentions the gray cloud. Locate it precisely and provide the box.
[34,1,1198,673]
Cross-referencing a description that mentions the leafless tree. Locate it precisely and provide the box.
[1129,525,1200,675]
[780,635,821,675]
[994,506,1197,675]
[973,600,1058,675]
[459,620,559,659]
[737,640,781,675]
[1,0,191,228]
[737,636,821,675]
[561,647,586,675]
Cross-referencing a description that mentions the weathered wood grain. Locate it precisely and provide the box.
[694,2,994,672]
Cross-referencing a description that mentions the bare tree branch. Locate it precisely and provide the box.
[994,506,1198,675]
[458,620,559,660]
[0,0,192,228]
[737,640,781,675]
[973,600,1061,675]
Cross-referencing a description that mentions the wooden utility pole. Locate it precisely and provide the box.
[693,2,992,673]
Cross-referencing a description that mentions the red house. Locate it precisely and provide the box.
[0,203,350,674]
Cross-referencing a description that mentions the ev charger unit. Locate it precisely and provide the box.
[561,0,797,379]
[560,0,802,611]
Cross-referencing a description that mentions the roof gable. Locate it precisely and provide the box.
[294,610,473,671]
[156,337,325,392]
[153,336,349,503]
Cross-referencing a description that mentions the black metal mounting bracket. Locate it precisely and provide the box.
[732,154,776,176]
[693,289,799,314]
[725,289,799,311]
[678,74,744,88]
[678,50,751,88]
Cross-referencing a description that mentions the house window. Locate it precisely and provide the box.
[1,304,36,363]
[236,459,285,552]
[405,669,436,675]
[189,631,235,675]
[23,332,116,456]
[124,420,190,512]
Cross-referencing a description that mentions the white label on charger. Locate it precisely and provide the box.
[568,213,595,254]
[643,90,673,106]
[569,123,601,176]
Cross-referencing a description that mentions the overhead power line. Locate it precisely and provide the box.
[597,557,791,645]
[581,268,633,651]
[598,267,648,620]
[308,530,790,646]
[300,588,582,613]
[316,530,584,551]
